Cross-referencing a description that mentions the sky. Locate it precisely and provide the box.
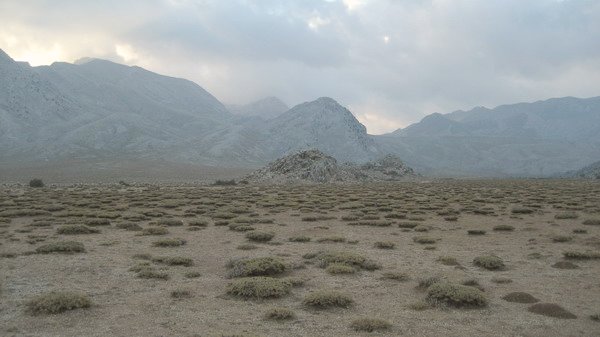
[1,0,599,134]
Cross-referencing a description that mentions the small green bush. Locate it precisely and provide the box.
[56,225,99,235]
[227,277,291,299]
[493,225,515,231]
[152,238,186,247]
[264,307,295,320]
[350,318,391,332]
[413,236,436,244]
[303,290,353,309]
[583,219,600,226]
[511,207,533,214]
[245,231,274,242]
[116,223,142,231]
[563,250,600,260]
[227,257,287,278]
[313,251,380,271]
[36,241,85,254]
[188,220,208,227]
[502,292,539,304]
[554,212,578,219]
[551,235,573,243]
[467,230,486,235]
[170,289,192,299]
[473,255,505,270]
[326,263,356,275]
[27,291,91,314]
[426,282,487,308]
[374,241,395,249]
[437,256,459,266]
[29,178,45,188]
[157,219,184,227]
[141,227,169,235]
[288,236,311,242]
[85,219,111,226]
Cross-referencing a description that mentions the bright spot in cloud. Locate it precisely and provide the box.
[115,44,139,63]
[0,33,64,66]
[383,35,390,44]
[355,111,405,135]
[343,0,367,11]
[307,16,330,31]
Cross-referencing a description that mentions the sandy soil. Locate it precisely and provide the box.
[1,180,599,337]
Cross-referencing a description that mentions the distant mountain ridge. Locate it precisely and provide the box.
[1,48,600,177]
[380,96,600,176]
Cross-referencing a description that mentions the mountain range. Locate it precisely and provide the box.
[1,48,599,177]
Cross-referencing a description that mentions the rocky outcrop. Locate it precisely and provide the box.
[244,149,417,184]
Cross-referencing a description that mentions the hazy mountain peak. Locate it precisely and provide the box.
[266,97,378,163]
[73,57,98,65]
[227,96,289,120]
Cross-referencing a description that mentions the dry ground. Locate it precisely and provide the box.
[1,180,599,336]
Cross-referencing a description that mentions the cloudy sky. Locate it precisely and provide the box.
[1,0,599,134]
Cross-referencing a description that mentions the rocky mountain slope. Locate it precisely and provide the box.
[380,96,600,176]
[244,149,417,184]
[0,50,231,162]
[2,48,600,177]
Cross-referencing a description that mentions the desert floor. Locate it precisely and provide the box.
[1,180,599,337]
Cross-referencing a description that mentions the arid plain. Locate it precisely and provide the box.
[1,180,599,337]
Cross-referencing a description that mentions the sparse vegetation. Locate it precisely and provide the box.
[152,238,186,247]
[264,307,295,320]
[563,250,600,259]
[227,257,287,278]
[56,225,100,235]
[141,227,169,235]
[245,231,274,242]
[493,225,515,231]
[27,291,91,314]
[374,241,395,249]
[36,241,85,254]
[350,317,392,332]
[303,290,353,309]
[29,178,45,188]
[473,255,505,270]
[426,282,487,308]
[227,277,292,299]
[3,179,599,335]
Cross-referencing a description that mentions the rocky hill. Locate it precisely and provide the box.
[244,149,417,184]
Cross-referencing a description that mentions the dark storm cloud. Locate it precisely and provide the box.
[1,0,599,133]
